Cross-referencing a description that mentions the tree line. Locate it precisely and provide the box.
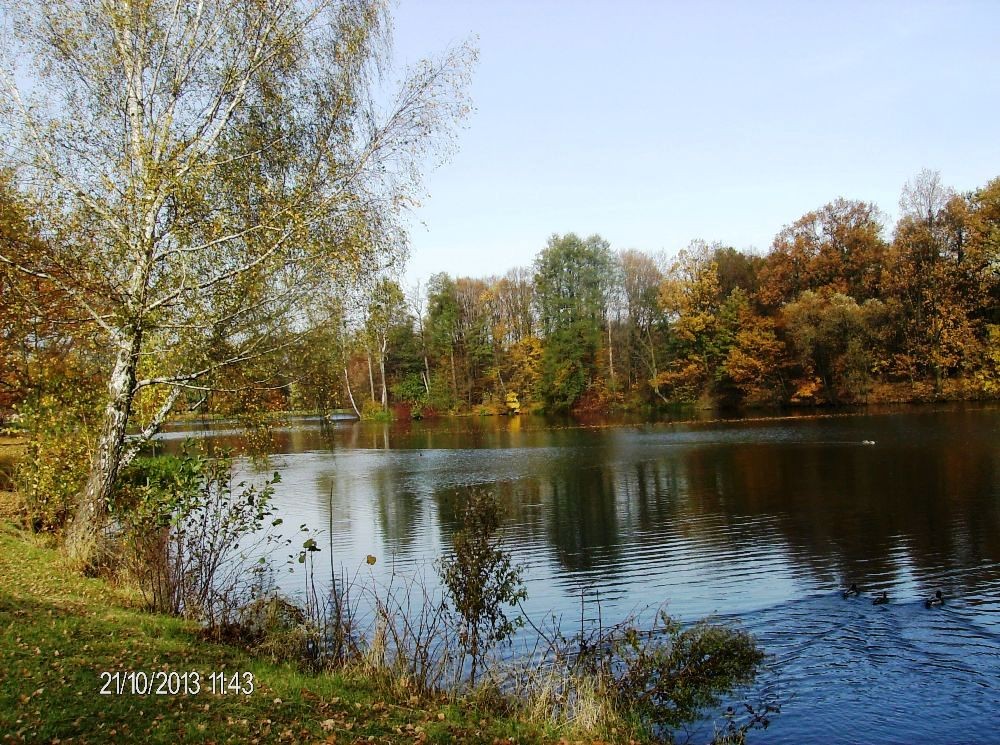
[278,169,1000,417]
[9,169,996,433]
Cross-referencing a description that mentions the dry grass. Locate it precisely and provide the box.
[508,662,633,742]
[0,436,24,522]
[0,491,21,522]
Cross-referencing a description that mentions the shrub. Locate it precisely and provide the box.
[390,373,428,418]
[602,612,765,730]
[438,488,526,686]
[116,444,284,627]
[14,373,101,533]
[361,399,393,421]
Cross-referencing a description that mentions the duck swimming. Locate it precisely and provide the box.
[925,590,944,608]
[872,591,889,605]
[843,583,860,598]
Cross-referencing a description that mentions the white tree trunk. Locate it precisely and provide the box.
[450,348,457,396]
[344,366,361,418]
[607,318,615,389]
[65,330,141,570]
[366,348,376,403]
[379,337,388,408]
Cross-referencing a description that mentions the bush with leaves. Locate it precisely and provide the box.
[360,399,393,421]
[603,612,766,731]
[116,443,285,627]
[14,369,102,533]
[438,487,527,685]
[390,373,429,418]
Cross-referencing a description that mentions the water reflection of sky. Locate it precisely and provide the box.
[165,405,1000,744]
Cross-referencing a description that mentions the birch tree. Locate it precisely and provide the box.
[363,275,405,408]
[0,0,474,568]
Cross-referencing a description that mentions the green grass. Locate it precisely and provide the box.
[0,522,554,744]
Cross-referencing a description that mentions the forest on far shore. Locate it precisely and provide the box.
[3,169,999,423]
[276,169,1000,417]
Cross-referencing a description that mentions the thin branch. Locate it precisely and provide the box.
[0,251,117,338]
[133,330,311,390]
[121,385,183,464]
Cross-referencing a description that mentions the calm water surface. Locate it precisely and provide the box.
[158,405,1000,745]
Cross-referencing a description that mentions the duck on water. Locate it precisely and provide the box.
[845,585,947,608]
[926,590,945,608]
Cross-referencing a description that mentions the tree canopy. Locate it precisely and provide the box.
[0,0,475,567]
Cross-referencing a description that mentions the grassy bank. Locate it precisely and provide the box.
[0,518,560,744]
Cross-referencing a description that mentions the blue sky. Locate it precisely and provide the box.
[389,0,1000,285]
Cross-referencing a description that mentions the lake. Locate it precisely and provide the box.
[156,404,1000,745]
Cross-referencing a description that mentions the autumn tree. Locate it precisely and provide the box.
[655,242,730,401]
[0,0,474,568]
[882,171,982,391]
[712,245,762,299]
[723,304,788,403]
[617,249,666,401]
[757,199,886,308]
[504,336,543,407]
[781,291,884,402]
[967,178,1000,393]
[1,169,112,419]
[0,173,48,413]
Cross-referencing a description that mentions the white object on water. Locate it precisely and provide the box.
[862,440,876,445]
